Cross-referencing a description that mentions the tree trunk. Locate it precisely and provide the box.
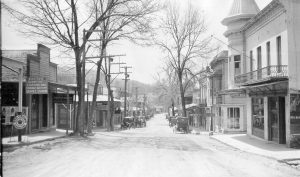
[87,57,103,134]
[178,74,186,117]
[110,90,115,131]
[74,50,83,135]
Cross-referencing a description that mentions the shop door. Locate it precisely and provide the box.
[31,94,39,130]
[268,97,286,143]
[96,110,104,127]
[42,95,48,127]
[268,97,279,142]
[278,97,286,144]
[57,104,68,129]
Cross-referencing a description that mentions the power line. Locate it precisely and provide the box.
[211,35,257,62]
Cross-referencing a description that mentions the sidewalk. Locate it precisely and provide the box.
[2,126,121,149]
[211,133,300,161]
[2,129,68,148]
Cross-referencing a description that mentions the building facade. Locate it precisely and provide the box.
[2,44,76,136]
[222,0,300,147]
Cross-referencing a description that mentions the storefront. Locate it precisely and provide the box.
[246,80,288,144]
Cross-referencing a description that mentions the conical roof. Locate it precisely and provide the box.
[222,0,260,25]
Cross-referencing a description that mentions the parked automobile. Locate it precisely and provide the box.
[174,117,189,134]
[136,116,146,128]
[121,116,135,129]
[169,116,177,127]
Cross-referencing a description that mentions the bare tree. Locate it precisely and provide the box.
[155,1,214,117]
[86,0,159,133]
[154,62,179,115]
[3,0,157,135]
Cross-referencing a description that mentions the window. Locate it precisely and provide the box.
[257,46,262,79]
[250,51,253,72]
[277,36,282,72]
[234,55,241,75]
[227,107,240,129]
[266,42,271,75]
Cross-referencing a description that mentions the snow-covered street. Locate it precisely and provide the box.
[3,114,300,177]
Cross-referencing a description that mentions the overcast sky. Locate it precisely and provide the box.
[2,0,272,84]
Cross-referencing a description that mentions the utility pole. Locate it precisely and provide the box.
[121,66,132,118]
[107,57,126,131]
[135,87,138,105]
[135,87,139,115]
[83,26,123,133]
[143,94,146,116]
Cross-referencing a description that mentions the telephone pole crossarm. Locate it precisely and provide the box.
[85,54,126,59]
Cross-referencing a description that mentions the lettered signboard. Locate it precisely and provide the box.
[26,76,48,94]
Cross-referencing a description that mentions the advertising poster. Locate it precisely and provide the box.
[1,107,28,124]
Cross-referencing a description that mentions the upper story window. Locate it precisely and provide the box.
[250,50,253,72]
[234,55,241,75]
[277,36,282,72]
[257,46,262,79]
[266,41,271,75]
[257,46,262,69]
[266,41,271,67]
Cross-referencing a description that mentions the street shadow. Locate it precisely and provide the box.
[232,134,297,152]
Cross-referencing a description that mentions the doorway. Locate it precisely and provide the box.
[31,94,39,130]
[268,97,286,144]
[42,94,48,127]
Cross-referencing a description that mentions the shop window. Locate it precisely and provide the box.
[227,107,240,129]
[252,98,264,130]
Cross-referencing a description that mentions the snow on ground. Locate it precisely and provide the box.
[3,114,300,177]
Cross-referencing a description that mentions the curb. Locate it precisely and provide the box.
[3,135,67,149]
[209,135,279,161]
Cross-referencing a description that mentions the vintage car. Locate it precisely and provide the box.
[121,116,135,129]
[174,116,189,133]
[169,116,177,127]
[136,116,147,128]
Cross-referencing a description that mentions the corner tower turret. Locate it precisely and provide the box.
[222,0,259,89]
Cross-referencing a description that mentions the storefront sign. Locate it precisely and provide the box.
[26,76,48,94]
[53,93,74,104]
[96,103,108,110]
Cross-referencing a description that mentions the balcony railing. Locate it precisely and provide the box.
[235,65,288,85]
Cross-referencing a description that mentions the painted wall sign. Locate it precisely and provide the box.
[26,76,48,94]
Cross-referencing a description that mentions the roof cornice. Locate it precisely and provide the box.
[241,0,284,31]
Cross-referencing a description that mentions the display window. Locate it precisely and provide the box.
[252,98,264,130]
[227,107,240,129]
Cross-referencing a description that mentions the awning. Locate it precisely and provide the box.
[245,80,288,97]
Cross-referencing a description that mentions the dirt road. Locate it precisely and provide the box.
[3,114,300,177]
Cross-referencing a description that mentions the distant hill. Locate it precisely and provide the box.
[57,66,156,95]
